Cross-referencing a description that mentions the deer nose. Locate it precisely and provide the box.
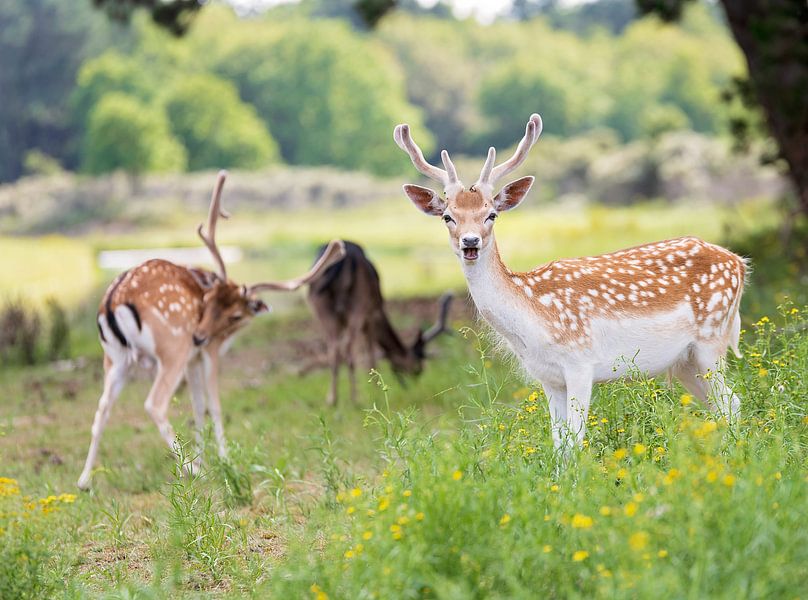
[193,334,207,347]
[462,236,481,248]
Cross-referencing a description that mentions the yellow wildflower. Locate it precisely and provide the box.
[346,506,355,515]
[397,516,410,525]
[629,531,648,551]
[680,394,693,406]
[624,502,638,517]
[572,550,589,562]
[362,531,373,540]
[452,470,463,481]
[415,512,425,521]
[344,549,355,559]
[550,484,559,492]
[599,506,612,516]
[528,391,539,402]
[403,490,412,497]
[350,487,362,498]
[706,470,718,483]
[616,468,628,479]
[499,514,511,527]
[722,474,736,487]
[378,497,390,511]
[613,448,628,461]
[525,404,538,414]
[633,444,646,456]
[658,550,668,558]
[543,545,552,553]
[571,513,594,529]
[310,583,328,600]
[758,368,768,377]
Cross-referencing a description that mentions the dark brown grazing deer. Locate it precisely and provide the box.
[307,240,453,405]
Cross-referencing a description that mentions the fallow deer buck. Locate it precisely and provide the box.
[78,171,345,490]
[394,114,747,454]
[307,240,453,405]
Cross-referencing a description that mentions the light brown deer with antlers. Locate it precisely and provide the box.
[307,240,452,405]
[78,171,345,490]
[395,114,747,454]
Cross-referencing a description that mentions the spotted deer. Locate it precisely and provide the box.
[78,171,345,490]
[307,240,453,405]
[394,114,747,454]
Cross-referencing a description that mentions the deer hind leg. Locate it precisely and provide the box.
[673,344,740,420]
[78,355,130,490]
[144,356,190,471]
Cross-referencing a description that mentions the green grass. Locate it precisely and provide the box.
[0,198,805,598]
[0,299,806,598]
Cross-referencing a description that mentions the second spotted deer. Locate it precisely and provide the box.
[78,171,345,490]
[394,114,747,454]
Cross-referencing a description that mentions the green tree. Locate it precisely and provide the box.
[216,20,431,176]
[82,93,186,175]
[164,74,279,171]
[71,51,156,132]
[0,0,114,181]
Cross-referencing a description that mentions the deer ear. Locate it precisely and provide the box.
[403,184,446,216]
[493,176,534,212]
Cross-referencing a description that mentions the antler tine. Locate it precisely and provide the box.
[422,292,454,344]
[197,170,230,281]
[477,113,543,190]
[394,123,458,189]
[248,239,346,294]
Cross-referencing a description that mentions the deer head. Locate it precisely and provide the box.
[192,171,345,347]
[387,292,453,377]
[395,114,542,265]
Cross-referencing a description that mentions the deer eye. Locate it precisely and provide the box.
[228,314,243,324]
[486,212,497,222]
[442,214,455,224]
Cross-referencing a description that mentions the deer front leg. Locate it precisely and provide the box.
[144,356,190,472]
[541,382,568,453]
[185,359,208,452]
[78,356,129,490]
[203,349,227,458]
[326,338,341,407]
[564,367,594,449]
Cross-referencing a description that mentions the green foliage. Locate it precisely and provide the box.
[265,314,808,598]
[0,0,114,182]
[164,74,279,171]
[71,51,156,132]
[215,19,432,176]
[82,93,187,175]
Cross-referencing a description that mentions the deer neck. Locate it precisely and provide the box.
[461,236,549,352]
[370,309,410,365]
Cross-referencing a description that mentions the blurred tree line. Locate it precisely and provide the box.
[0,0,758,184]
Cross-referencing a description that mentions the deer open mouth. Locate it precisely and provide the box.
[462,247,480,261]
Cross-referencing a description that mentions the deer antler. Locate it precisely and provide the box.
[197,170,231,281]
[475,113,542,194]
[422,292,453,344]
[248,240,346,294]
[394,124,463,194]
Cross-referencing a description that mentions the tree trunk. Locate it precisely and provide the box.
[720,0,808,215]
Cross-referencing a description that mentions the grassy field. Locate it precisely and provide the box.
[0,296,806,598]
[1,198,806,598]
[0,196,781,305]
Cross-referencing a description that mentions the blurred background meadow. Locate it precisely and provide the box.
[0,0,806,597]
